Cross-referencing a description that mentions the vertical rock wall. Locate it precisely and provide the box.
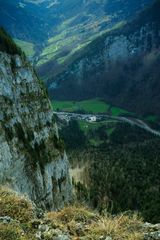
[0,52,72,210]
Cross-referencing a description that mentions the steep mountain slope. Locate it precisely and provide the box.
[0,0,152,66]
[0,30,71,210]
[37,0,152,66]
[48,0,160,117]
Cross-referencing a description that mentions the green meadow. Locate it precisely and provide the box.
[52,98,132,116]
[52,99,110,114]
[111,106,131,117]
[14,39,35,57]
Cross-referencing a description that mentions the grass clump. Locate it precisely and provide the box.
[0,186,36,223]
[0,223,28,240]
[47,205,97,224]
[88,213,143,240]
[47,206,143,239]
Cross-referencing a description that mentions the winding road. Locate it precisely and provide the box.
[54,111,160,137]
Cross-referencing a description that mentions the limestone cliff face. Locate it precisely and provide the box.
[0,51,72,210]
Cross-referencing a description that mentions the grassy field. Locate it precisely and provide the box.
[111,106,131,117]
[52,99,110,114]
[14,39,35,57]
[52,98,133,116]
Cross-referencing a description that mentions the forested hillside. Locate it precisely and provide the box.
[49,0,160,117]
[60,119,160,223]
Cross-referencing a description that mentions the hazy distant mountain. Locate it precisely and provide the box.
[0,0,53,43]
[0,0,152,64]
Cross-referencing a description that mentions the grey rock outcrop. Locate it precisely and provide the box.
[143,223,160,240]
[0,51,72,209]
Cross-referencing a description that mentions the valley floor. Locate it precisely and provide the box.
[54,111,160,137]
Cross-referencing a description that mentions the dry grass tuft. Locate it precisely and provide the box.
[0,222,27,240]
[47,206,143,239]
[88,213,143,239]
[47,204,97,223]
[0,186,36,223]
